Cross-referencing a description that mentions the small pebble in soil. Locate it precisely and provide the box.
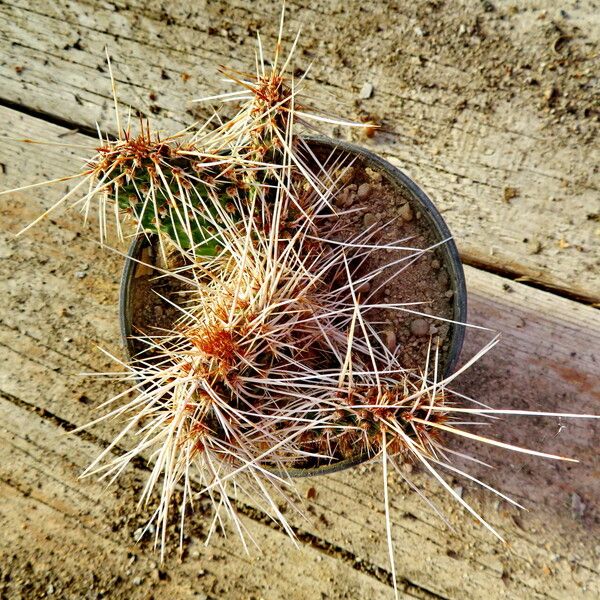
[410,318,429,336]
[365,167,382,183]
[337,184,357,207]
[383,329,397,352]
[75,271,87,279]
[399,203,414,222]
[357,182,372,200]
[363,213,378,228]
[355,281,370,294]
[431,258,441,269]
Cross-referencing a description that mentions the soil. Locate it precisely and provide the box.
[127,243,191,344]
[323,146,456,371]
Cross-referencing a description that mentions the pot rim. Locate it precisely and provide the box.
[119,136,467,478]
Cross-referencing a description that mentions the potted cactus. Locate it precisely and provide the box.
[4,16,597,599]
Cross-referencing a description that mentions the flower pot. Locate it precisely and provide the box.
[119,137,467,477]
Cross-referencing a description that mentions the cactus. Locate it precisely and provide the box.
[97,130,232,253]
[85,155,458,552]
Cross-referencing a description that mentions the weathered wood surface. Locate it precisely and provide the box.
[1,106,599,599]
[0,397,396,600]
[0,0,598,300]
[1,0,599,597]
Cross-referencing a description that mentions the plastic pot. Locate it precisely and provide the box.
[119,137,467,477]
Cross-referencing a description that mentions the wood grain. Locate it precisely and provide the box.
[1,106,599,598]
[0,0,598,300]
[0,397,398,600]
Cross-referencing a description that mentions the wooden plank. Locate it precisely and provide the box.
[0,398,397,600]
[1,106,599,598]
[0,0,598,300]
